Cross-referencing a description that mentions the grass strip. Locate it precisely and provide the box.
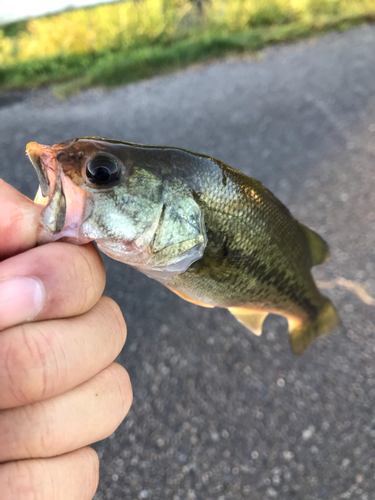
[0,12,374,95]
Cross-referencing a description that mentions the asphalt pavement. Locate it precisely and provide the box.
[1,25,375,500]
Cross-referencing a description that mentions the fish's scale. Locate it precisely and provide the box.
[165,151,323,319]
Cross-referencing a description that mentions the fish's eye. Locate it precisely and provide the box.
[86,154,121,186]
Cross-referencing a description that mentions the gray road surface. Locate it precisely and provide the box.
[1,25,375,500]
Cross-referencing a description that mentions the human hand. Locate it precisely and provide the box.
[0,180,132,499]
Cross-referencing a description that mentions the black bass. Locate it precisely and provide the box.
[26,137,339,354]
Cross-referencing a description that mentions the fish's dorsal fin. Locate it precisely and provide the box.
[228,307,268,336]
[299,223,330,267]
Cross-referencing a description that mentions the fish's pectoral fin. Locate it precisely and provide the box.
[288,297,340,355]
[228,307,268,336]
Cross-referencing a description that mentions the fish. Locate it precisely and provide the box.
[26,137,340,355]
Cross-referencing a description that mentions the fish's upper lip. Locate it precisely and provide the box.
[26,142,57,197]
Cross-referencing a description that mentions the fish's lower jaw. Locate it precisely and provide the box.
[37,227,65,245]
[37,225,93,245]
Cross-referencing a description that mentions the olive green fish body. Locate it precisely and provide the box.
[27,137,339,354]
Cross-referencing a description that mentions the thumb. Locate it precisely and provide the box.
[0,180,42,261]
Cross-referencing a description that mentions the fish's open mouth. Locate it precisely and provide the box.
[26,141,92,245]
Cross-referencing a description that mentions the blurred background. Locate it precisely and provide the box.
[1,0,375,95]
[1,1,375,499]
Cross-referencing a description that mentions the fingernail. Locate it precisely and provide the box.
[0,277,45,330]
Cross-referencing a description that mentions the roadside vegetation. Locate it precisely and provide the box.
[0,0,374,95]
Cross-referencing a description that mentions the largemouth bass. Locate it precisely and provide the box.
[26,137,339,355]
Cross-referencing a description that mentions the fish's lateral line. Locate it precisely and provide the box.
[317,278,375,306]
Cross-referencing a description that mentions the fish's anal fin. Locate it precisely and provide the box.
[228,307,268,336]
[288,297,340,355]
[299,222,330,267]
[166,286,215,308]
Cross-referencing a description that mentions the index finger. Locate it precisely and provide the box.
[0,180,42,260]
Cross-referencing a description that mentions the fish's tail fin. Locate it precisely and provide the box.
[288,297,340,355]
[299,223,330,267]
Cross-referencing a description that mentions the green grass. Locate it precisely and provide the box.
[0,1,374,95]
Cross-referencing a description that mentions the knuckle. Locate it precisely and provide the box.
[0,322,68,407]
[3,459,41,500]
[75,244,106,313]
[0,324,58,406]
[111,363,133,421]
[21,401,58,458]
[78,447,100,492]
[1,400,59,461]
[102,364,132,434]
[99,297,127,344]
[39,242,105,316]
[1,450,99,500]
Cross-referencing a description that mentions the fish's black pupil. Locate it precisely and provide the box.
[86,155,120,185]
[94,167,111,183]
